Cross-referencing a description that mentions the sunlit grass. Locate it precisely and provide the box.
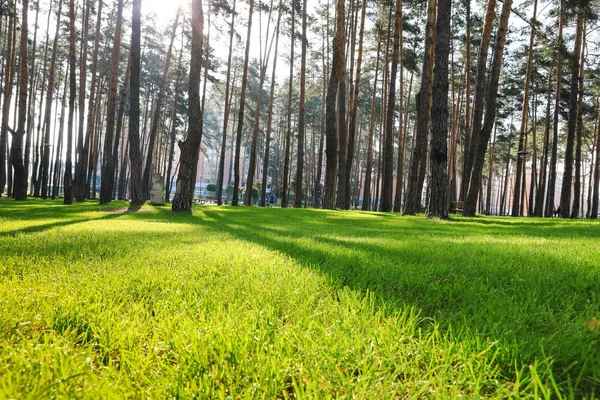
[1,198,599,398]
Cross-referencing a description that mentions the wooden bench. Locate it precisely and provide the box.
[450,201,464,214]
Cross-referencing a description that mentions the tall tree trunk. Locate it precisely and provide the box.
[114,51,132,200]
[232,0,254,206]
[216,0,237,206]
[324,0,345,209]
[11,0,29,200]
[143,7,181,200]
[99,0,124,204]
[165,50,184,203]
[403,0,436,214]
[464,0,512,216]
[381,0,402,212]
[460,0,472,200]
[128,0,144,205]
[172,0,205,211]
[535,75,553,216]
[511,0,537,216]
[426,0,450,218]
[461,0,496,206]
[63,0,77,204]
[559,7,583,218]
[571,24,585,218]
[0,12,15,196]
[23,0,40,196]
[52,68,69,199]
[40,0,63,199]
[74,0,90,200]
[294,0,308,208]
[281,0,294,208]
[591,97,600,219]
[261,0,283,207]
[362,30,382,211]
[546,0,563,217]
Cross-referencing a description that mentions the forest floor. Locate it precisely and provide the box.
[1,197,599,398]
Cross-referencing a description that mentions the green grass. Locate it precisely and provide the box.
[1,198,599,398]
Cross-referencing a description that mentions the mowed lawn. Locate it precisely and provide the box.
[1,198,599,398]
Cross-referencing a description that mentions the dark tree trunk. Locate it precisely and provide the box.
[294,0,307,208]
[172,0,204,211]
[461,0,496,205]
[427,0,451,219]
[324,0,345,209]
[0,12,15,196]
[281,1,294,208]
[74,0,90,201]
[216,0,237,206]
[232,0,254,207]
[464,0,512,216]
[143,7,181,200]
[11,0,29,200]
[535,76,553,217]
[99,0,124,205]
[128,0,144,206]
[403,0,436,214]
[63,0,77,205]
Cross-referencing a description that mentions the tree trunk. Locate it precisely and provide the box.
[324,0,345,209]
[426,0,450,218]
[39,0,63,199]
[143,7,181,200]
[281,1,294,208]
[0,12,15,196]
[260,0,283,207]
[232,0,254,206]
[294,0,308,208]
[511,0,537,216]
[172,0,204,211]
[380,0,402,212]
[216,0,237,206]
[63,0,77,204]
[591,97,600,218]
[464,0,512,216]
[165,50,184,203]
[127,0,144,206]
[74,0,90,201]
[546,0,563,217]
[571,24,585,218]
[559,7,583,218]
[11,0,29,200]
[461,0,496,206]
[460,0,472,200]
[403,0,436,214]
[99,0,124,204]
[535,75,553,217]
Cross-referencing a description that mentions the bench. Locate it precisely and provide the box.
[450,201,464,214]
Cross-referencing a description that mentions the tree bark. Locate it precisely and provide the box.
[403,0,436,214]
[128,0,144,206]
[74,0,90,201]
[143,7,181,200]
[0,12,15,196]
[294,0,308,208]
[63,0,77,204]
[232,0,254,206]
[464,0,512,216]
[426,0,450,218]
[11,0,29,200]
[99,0,124,204]
[323,0,345,209]
[172,0,204,211]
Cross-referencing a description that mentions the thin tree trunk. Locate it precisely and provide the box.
[571,24,585,218]
[546,0,563,217]
[464,0,512,216]
[591,97,600,218]
[535,75,553,217]
[294,0,308,208]
[216,0,237,206]
[40,0,63,199]
[232,0,254,207]
[260,0,283,207]
[63,0,77,204]
[99,0,124,204]
[281,1,294,208]
[460,0,472,200]
[462,0,496,205]
[404,0,436,214]
[142,7,181,200]
[511,0,537,216]
[0,12,15,196]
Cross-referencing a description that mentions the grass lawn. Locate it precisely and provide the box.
[1,198,599,398]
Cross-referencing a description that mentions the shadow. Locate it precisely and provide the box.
[194,207,600,395]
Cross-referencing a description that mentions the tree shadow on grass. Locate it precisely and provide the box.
[196,207,600,396]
